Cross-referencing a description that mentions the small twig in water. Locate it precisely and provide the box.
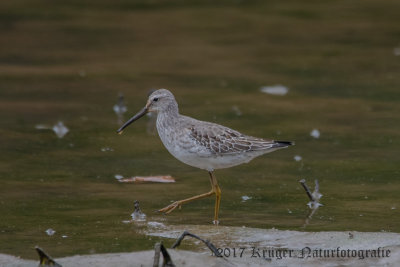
[160,243,175,267]
[300,179,323,227]
[35,246,62,267]
[172,231,222,257]
[134,200,142,213]
[153,242,175,267]
[153,243,161,267]
[299,179,314,201]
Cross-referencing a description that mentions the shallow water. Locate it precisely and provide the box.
[1,0,399,260]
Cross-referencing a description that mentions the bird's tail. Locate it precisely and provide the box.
[273,140,294,148]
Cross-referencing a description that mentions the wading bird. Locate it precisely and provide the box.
[117,89,293,225]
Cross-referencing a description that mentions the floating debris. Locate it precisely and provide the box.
[241,195,252,202]
[146,112,157,135]
[62,235,68,238]
[36,121,69,138]
[260,85,289,96]
[231,106,242,116]
[35,124,49,130]
[294,155,302,161]
[131,200,146,222]
[114,174,124,180]
[101,147,114,152]
[299,179,323,210]
[147,221,166,228]
[118,175,175,183]
[78,70,87,77]
[113,93,127,115]
[394,47,400,56]
[113,93,127,125]
[145,90,157,136]
[310,129,320,139]
[391,206,397,210]
[45,228,56,236]
[307,200,323,209]
[52,122,69,138]
[300,179,323,227]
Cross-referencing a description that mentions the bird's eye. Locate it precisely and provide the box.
[153,97,159,102]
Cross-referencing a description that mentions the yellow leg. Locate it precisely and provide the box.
[209,171,221,225]
[158,189,214,214]
[158,171,222,225]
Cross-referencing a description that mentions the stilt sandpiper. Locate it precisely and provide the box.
[117,89,293,225]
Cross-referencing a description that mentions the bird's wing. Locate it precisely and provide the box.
[185,119,278,155]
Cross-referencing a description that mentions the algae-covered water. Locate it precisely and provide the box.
[1,0,399,260]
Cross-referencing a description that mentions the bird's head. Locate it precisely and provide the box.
[145,89,176,113]
[116,89,176,134]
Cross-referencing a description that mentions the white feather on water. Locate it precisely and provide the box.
[241,195,252,202]
[310,129,320,139]
[45,228,56,236]
[260,85,289,96]
[114,174,123,180]
[294,155,302,161]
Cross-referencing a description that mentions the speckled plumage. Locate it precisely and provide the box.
[117,88,293,224]
[151,89,292,171]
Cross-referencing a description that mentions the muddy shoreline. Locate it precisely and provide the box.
[2,226,399,267]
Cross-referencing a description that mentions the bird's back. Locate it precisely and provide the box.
[181,115,292,155]
[156,114,292,171]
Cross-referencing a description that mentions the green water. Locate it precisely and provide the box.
[1,0,399,260]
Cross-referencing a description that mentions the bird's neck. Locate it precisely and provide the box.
[156,102,180,127]
[165,101,179,117]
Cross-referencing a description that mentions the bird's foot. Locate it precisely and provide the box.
[158,201,182,214]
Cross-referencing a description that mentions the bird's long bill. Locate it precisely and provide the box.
[116,107,148,134]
